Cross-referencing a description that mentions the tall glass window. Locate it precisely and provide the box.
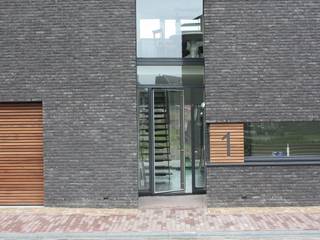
[137,0,205,194]
[137,0,203,58]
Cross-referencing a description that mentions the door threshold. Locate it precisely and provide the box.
[139,194,207,209]
[139,190,206,197]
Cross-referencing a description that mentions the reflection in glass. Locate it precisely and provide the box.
[138,89,150,191]
[184,89,192,193]
[192,88,205,189]
[137,0,203,58]
[137,65,204,86]
[245,122,320,160]
[137,63,205,193]
[184,88,205,192]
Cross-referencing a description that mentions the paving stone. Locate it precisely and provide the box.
[0,206,319,233]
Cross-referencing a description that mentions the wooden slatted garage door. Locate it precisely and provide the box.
[0,103,44,205]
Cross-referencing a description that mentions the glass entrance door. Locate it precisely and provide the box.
[153,89,185,193]
[138,87,205,195]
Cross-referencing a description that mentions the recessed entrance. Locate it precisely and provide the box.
[138,66,205,195]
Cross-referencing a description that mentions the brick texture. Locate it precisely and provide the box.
[204,0,320,122]
[207,165,320,207]
[0,1,137,208]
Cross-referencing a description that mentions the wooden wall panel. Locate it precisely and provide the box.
[209,123,244,163]
[0,103,44,205]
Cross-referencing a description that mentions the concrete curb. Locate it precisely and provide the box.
[0,230,320,240]
[207,206,320,215]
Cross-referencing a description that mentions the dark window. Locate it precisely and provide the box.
[245,122,320,160]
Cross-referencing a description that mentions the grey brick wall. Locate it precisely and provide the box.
[207,165,320,207]
[0,1,137,208]
[204,0,320,122]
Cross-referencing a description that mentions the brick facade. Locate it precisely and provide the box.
[0,1,137,208]
[204,0,320,207]
[1,0,319,208]
[204,0,320,122]
[207,164,320,207]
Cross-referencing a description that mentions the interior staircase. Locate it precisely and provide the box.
[153,91,171,188]
[138,90,172,191]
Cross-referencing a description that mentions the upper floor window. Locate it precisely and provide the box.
[137,0,203,58]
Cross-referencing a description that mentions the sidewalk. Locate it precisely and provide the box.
[0,204,319,234]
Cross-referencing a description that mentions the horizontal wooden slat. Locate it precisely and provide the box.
[0,189,42,194]
[0,126,43,129]
[0,176,43,179]
[0,139,43,143]
[0,163,43,166]
[211,143,244,147]
[0,182,43,186]
[0,157,42,160]
[0,108,42,112]
[0,198,43,201]
[0,201,43,205]
[0,180,43,184]
[0,149,42,153]
[0,158,42,162]
[0,134,43,136]
[0,168,43,171]
[0,141,42,145]
[0,197,43,200]
[210,157,244,162]
[0,175,43,179]
[0,187,43,190]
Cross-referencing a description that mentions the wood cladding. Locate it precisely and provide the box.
[0,103,44,205]
[209,123,244,163]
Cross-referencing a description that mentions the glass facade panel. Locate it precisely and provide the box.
[137,66,205,193]
[137,65,204,86]
[137,0,203,58]
[137,0,205,194]
[184,88,205,192]
[138,89,150,191]
[192,88,205,188]
[245,122,320,160]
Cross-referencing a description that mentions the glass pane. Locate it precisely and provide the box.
[184,87,205,191]
[184,89,192,193]
[154,90,184,192]
[137,65,204,86]
[192,88,205,188]
[138,89,150,191]
[245,122,320,160]
[137,0,203,58]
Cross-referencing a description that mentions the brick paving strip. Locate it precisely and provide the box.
[0,206,319,237]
